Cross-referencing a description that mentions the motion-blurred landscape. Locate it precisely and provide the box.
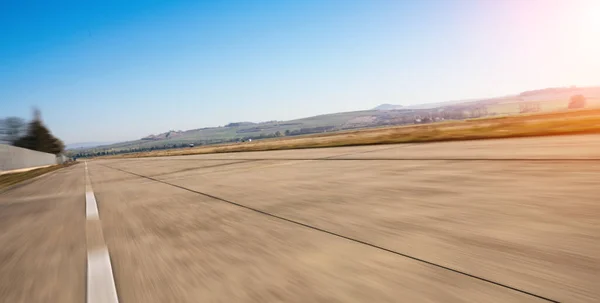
[69,86,600,157]
[2,1,600,302]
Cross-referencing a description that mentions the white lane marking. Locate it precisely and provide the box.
[85,163,119,303]
[87,248,120,303]
[86,191,99,220]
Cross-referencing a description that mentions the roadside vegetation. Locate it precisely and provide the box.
[0,162,78,192]
[1,109,70,191]
[104,108,600,158]
[0,108,65,154]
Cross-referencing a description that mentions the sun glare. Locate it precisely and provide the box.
[583,4,600,33]
[573,2,600,55]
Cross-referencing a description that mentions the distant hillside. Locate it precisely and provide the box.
[142,130,184,141]
[70,85,600,156]
[67,141,116,149]
[374,99,475,110]
[374,104,403,110]
[376,98,491,110]
[374,86,600,110]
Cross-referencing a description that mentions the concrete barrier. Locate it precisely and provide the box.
[0,144,59,172]
[56,154,68,165]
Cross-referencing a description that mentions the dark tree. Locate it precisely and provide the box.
[13,109,65,154]
[568,94,586,109]
[284,129,290,136]
[0,117,26,144]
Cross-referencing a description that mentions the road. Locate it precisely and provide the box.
[1,135,599,302]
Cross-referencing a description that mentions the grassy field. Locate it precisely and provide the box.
[0,162,78,192]
[103,108,600,158]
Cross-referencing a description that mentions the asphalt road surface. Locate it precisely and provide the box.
[1,135,599,303]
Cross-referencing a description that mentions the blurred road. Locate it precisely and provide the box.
[2,135,600,302]
[0,166,86,303]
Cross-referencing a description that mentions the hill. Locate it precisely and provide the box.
[67,141,117,149]
[374,104,403,110]
[71,86,600,156]
[373,86,600,111]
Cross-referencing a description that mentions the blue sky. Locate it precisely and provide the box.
[1,0,599,143]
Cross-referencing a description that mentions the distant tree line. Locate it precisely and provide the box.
[73,138,249,158]
[284,126,336,136]
[75,127,334,158]
[0,109,64,154]
[72,142,201,158]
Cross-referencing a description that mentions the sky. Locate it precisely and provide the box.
[1,0,599,144]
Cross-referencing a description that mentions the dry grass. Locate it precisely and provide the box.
[0,162,79,191]
[107,109,600,159]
